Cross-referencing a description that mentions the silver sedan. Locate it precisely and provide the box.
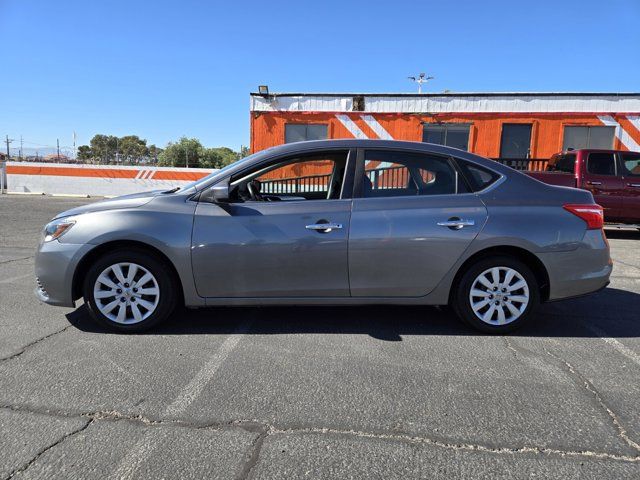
[34,140,612,333]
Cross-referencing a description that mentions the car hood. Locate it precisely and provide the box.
[52,190,165,220]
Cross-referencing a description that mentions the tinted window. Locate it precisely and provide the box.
[285,124,328,143]
[456,160,500,192]
[500,124,532,158]
[423,124,470,151]
[563,126,614,150]
[587,153,616,176]
[621,152,640,177]
[361,150,467,198]
[547,154,576,173]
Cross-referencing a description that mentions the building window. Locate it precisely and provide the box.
[422,124,470,151]
[500,124,532,158]
[562,126,615,150]
[285,124,328,143]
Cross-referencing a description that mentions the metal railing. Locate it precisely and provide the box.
[259,160,550,195]
[260,173,331,194]
[494,158,549,171]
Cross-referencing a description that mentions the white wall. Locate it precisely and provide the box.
[5,162,216,197]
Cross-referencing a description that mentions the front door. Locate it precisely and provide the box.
[584,151,624,219]
[191,150,353,298]
[349,149,488,297]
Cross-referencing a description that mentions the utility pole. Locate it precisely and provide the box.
[185,146,189,168]
[57,138,60,162]
[20,135,23,160]
[73,132,77,160]
[2,135,12,194]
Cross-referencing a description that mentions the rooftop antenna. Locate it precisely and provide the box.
[407,73,434,94]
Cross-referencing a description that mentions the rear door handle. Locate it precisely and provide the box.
[437,218,475,230]
[628,183,640,188]
[305,222,343,233]
[587,181,602,186]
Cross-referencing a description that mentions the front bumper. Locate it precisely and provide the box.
[34,240,94,307]
[539,229,613,301]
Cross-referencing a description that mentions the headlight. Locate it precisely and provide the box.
[43,218,76,242]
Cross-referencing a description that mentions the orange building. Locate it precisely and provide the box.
[250,92,640,167]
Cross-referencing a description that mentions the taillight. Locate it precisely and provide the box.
[563,204,604,230]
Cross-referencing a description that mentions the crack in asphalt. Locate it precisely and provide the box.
[610,257,640,271]
[545,349,640,454]
[3,418,93,480]
[236,425,270,480]
[1,405,638,466]
[501,336,519,360]
[0,324,75,363]
[0,256,34,266]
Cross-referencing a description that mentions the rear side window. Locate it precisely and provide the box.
[361,150,468,197]
[587,153,616,176]
[547,154,576,173]
[456,160,500,192]
[621,152,640,177]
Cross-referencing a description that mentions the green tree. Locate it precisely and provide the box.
[158,137,204,167]
[89,134,118,163]
[200,147,239,169]
[147,144,162,163]
[118,135,148,163]
[77,145,92,161]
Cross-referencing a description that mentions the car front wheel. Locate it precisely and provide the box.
[452,256,539,333]
[83,249,177,332]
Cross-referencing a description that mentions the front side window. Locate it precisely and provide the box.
[621,152,640,177]
[587,153,616,176]
[563,126,614,150]
[361,150,467,198]
[285,124,328,143]
[232,151,348,201]
[423,124,470,151]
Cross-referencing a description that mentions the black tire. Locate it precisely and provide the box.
[451,255,540,334]
[83,248,178,332]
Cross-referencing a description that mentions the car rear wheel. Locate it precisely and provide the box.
[83,249,177,332]
[452,256,539,333]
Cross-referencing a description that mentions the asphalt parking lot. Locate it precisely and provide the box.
[0,195,639,479]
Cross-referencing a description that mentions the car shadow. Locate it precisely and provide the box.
[67,287,640,340]
[604,228,640,240]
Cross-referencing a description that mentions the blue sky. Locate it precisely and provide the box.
[1,0,639,153]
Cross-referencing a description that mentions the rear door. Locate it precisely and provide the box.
[583,152,624,220]
[348,148,488,297]
[619,151,640,222]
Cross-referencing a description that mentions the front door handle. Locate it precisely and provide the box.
[437,218,475,230]
[305,222,343,233]
[587,181,602,186]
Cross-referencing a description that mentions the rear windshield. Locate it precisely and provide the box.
[547,154,576,173]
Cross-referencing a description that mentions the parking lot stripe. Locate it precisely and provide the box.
[111,317,254,479]
[586,324,640,368]
[164,318,253,416]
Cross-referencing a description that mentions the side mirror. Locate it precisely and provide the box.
[211,180,230,203]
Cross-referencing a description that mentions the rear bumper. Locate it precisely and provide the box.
[34,240,93,307]
[538,229,612,301]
